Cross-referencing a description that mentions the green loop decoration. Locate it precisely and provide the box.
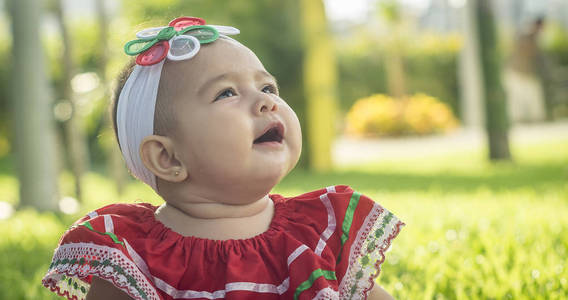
[124,39,158,56]
[179,25,219,44]
[124,25,220,57]
[155,26,177,40]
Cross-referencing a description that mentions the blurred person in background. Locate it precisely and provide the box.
[504,16,550,123]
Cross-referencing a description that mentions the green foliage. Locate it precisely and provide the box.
[0,25,12,160]
[337,33,462,119]
[0,139,566,299]
[544,22,568,66]
[0,210,68,300]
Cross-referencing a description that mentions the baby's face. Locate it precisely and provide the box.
[160,38,302,203]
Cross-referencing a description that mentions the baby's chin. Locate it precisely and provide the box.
[229,167,292,203]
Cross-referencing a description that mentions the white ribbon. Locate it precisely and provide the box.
[116,61,165,190]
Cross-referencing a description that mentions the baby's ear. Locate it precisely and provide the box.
[139,135,188,183]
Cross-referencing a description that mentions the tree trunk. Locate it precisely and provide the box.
[53,0,90,202]
[95,0,128,194]
[459,0,484,128]
[379,1,407,99]
[385,47,407,99]
[300,0,338,171]
[475,0,511,161]
[9,0,59,210]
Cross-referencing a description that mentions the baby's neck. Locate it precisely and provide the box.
[154,194,275,240]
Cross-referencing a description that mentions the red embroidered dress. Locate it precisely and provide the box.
[43,185,404,300]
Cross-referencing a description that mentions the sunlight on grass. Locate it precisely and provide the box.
[0,139,566,299]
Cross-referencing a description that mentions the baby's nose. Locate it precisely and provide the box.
[254,95,278,115]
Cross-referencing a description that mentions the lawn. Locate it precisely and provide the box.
[0,139,566,299]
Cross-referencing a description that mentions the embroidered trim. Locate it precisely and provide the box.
[42,242,159,300]
[313,287,339,300]
[338,203,404,300]
[294,269,337,300]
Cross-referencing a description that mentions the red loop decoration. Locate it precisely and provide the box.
[169,17,206,31]
[136,41,169,66]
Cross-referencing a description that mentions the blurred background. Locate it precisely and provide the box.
[0,0,567,299]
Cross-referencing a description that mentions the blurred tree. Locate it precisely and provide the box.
[8,0,59,210]
[51,0,90,202]
[379,0,407,98]
[460,0,484,128]
[475,0,511,160]
[300,0,337,171]
[96,0,129,194]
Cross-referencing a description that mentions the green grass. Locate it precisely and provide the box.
[0,140,566,299]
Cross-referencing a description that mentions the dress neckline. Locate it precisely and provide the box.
[140,194,289,247]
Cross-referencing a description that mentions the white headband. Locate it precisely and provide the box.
[116,61,165,190]
[117,18,239,191]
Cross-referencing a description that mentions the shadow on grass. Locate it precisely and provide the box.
[277,162,567,194]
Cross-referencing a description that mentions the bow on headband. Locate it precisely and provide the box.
[124,17,240,65]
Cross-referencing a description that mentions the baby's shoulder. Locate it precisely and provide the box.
[61,202,158,244]
[76,202,156,222]
[277,185,378,217]
[44,202,162,300]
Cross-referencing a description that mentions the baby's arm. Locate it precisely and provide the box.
[86,276,134,300]
[368,284,395,300]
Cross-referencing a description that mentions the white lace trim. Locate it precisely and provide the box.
[313,287,339,299]
[42,242,160,300]
[45,239,302,300]
[338,203,403,300]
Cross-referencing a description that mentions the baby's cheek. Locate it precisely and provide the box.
[285,108,302,142]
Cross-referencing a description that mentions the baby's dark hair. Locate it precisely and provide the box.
[110,60,176,149]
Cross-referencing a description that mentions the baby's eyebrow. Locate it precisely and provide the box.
[198,73,232,97]
[256,70,279,88]
[255,70,279,94]
[198,70,279,97]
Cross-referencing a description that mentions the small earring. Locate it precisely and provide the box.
[174,171,180,176]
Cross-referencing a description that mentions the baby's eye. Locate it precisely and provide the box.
[215,88,236,101]
[261,84,278,95]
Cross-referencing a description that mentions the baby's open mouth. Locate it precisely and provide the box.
[254,123,284,144]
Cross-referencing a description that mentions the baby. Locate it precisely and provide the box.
[42,17,404,300]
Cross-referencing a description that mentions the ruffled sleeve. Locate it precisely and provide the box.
[327,185,405,299]
[42,204,160,300]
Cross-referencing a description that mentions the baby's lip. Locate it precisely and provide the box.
[253,121,285,144]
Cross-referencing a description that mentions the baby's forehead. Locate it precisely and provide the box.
[158,37,267,102]
[163,38,262,81]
